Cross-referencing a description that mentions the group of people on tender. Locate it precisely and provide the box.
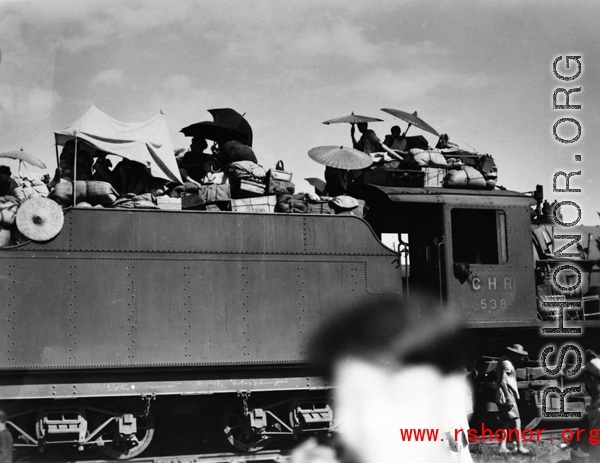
[323,122,493,196]
[173,136,262,199]
[1,134,263,213]
[50,140,168,197]
[324,122,431,196]
[48,136,255,201]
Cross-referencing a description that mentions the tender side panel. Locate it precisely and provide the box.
[1,258,134,368]
[0,256,400,370]
[22,209,391,256]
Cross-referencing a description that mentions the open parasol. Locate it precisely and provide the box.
[0,148,47,169]
[380,108,439,137]
[323,112,383,125]
[308,146,373,170]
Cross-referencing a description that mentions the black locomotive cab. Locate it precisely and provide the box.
[355,185,538,328]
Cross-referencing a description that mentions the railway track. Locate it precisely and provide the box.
[14,449,289,463]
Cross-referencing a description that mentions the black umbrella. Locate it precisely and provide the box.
[181,108,253,147]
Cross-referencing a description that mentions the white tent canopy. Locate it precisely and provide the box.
[54,105,182,184]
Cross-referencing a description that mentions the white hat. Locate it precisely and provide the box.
[330,195,359,210]
[506,344,528,356]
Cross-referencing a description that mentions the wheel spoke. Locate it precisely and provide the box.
[221,400,271,453]
[93,404,155,460]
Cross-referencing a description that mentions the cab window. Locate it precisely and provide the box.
[451,209,507,264]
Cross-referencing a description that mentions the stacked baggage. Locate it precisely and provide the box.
[442,153,498,190]
[361,147,498,191]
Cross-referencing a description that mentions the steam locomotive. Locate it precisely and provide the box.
[0,181,596,459]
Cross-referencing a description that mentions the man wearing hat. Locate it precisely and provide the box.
[496,344,529,454]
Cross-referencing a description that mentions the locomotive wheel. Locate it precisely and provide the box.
[92,404,155,460]
[221,399,271,453]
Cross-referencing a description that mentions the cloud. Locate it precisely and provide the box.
[0,83,60,127]
[89,69,125,88]
[292,19,383,64]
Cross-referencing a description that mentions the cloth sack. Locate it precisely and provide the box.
[218,140,257,164]
[227,160,267,182]
[51,180,118,206]
[275,194,309,213]
[267,179,295,195]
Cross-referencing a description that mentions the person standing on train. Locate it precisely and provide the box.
[496,344,529,455]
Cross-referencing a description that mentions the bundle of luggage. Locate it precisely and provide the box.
[363,147,498,190]
[443,153,498,190]
[275,193,365,218]
[50,180,119,206]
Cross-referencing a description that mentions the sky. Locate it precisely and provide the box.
[0,0,599,223]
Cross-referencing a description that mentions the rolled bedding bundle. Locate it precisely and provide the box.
[444,166,486,189]
[407,149,448,168]
[226,160,266,182]
[275,193,309,213]
[50,180,119,206]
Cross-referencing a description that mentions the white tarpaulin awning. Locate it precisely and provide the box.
[54,105,182,184]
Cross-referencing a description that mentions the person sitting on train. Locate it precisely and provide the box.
[324,166,353,197]
[92,151,117,187]
[49,141,94,189]
[178,137,218,184]
[383,125,408,153]
[113,159,155,195]
[0,165,19,198]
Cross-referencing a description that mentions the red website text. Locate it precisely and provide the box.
[400,424,600,444]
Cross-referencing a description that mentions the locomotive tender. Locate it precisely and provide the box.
[0,182,596,459]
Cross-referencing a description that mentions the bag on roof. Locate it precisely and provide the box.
[219,140,257,164]
[267,179,295,195]
[464,166,486,189]
[275,194,309,213]
[407,149,448,167]
[51,180,118,206]
[227,161,267,182]
[270,160,293,182]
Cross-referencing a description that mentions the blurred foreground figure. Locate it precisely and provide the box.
[293,296,473,463]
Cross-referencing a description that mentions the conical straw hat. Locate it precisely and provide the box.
[16,197,64,242]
